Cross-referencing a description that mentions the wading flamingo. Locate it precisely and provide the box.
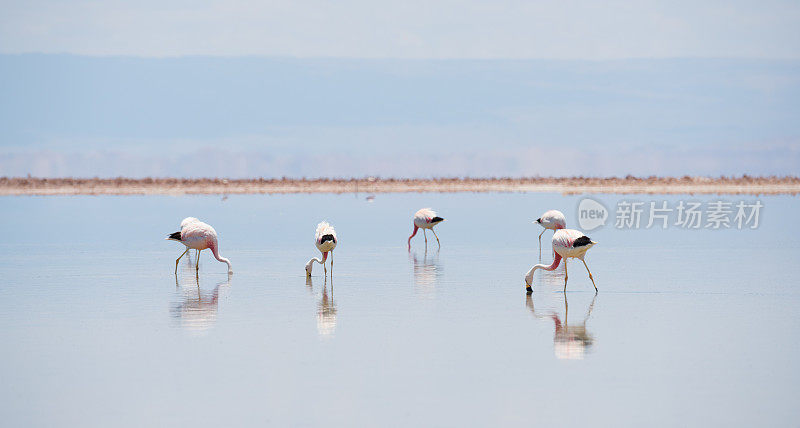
[305,221,337,277]
[167,220,233,274]
[180,217,200,261]
[525,229,596,293]
[535,210,566,259]
[408,208,445,251]
[181,217,199,229]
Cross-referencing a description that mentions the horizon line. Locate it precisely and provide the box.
[3,52,800,62]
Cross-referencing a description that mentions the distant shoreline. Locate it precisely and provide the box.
[1,176,798,196]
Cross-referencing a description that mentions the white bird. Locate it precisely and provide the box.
[167,220,233,274]
[407,208,445,251]
[534,210,566,258]
[525,229,596,293]
[180,217,200,229]
[179,217,201,260]
[305,221,337,277]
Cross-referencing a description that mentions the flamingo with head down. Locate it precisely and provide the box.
[179,217,200,261]
[525,228,596,294]
[408,208,445,251]
[167,220,233,274]
[305,221,337,277]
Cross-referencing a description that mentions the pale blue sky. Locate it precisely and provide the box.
[2,0,799,59]
[0,1,798,177]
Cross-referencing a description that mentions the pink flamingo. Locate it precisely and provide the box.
[408,208,445,251]
[305,221,337,277]
[167,220,233,274]
[179,217,200,261]
[525,229,596,293]
[535,209,566,258]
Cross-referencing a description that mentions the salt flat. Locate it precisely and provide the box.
[0,193,798,427]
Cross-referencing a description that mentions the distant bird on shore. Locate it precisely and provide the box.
[306,221,337,277]
[525,229,596,293]
[167,220,233,274]
[408,208,445,251]
[535,210,566,258]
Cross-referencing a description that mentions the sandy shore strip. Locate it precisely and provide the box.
[1,176,799,196]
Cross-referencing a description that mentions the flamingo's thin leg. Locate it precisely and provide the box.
[423,229,428,247]
[175,248,189,274]
[581,259,597,291]
[538,229,545,260]
[563,259,568,291]
[431,228,441,249]
[330,250,334,276]
[196,250,201,271]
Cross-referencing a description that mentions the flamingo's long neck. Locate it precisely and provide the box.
[210,244,233,274]
[525,253,562,286]
[305,252,328,274]
[407,225,419,250]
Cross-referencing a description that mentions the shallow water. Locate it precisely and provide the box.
[1,193,799,427]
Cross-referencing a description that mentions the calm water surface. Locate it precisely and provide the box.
[0,193,798,427]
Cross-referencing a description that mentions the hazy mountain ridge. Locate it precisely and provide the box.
[1,54,798,177]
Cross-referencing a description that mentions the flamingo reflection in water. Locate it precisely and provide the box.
[307,276,337,337]
[527,292,597,360]
[171,271,232,334]
[409,248,442,298]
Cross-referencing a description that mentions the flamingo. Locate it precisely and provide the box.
[407,208,445,251]
[525,229,596,293]
[179,217,200,261]
[167,220,233,274]
[181,216,199,229]
[305,221,337,277]
[534,210,566,258]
